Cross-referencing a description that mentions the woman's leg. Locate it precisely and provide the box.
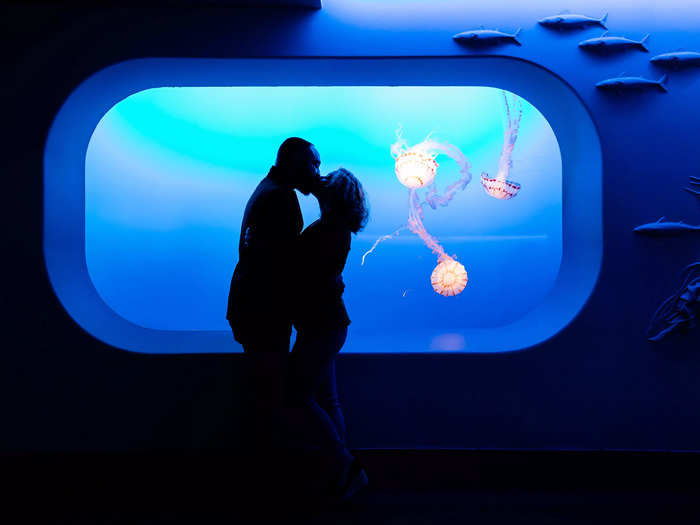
[316,359,346,445]
[285,327,352,475]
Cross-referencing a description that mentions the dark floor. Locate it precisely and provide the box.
[37,489,700,524]
[5,450,700,523]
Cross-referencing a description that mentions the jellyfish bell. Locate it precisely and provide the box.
[480,172,521,200]
[395,149,438,189]
[431,258,468,297]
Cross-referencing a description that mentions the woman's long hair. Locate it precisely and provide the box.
[319,168,369,234]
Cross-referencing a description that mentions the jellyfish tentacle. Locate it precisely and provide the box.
[496,92,522,183]
[503,90,513,132]
[391,124,408,159]
[425,142,472,209]
[481,92,523,200]
[407,189,453,265]
[419,139,472,209]
[360,224,408,265]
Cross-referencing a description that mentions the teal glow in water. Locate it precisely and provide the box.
[85,86,561,333]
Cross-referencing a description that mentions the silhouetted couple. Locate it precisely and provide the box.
[226,137,369,502]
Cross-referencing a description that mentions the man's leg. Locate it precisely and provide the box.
[236,324,291,452]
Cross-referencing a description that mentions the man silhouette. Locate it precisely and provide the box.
[227,137,321,451]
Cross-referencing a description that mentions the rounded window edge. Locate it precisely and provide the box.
[43,56,601,354]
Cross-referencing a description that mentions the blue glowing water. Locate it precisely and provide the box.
[85,86,561,336]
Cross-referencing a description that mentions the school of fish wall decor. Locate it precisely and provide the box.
[453,28,522,47]
[579,32,649,54]
[685,176,700,197]
[650,52,700,70]
[448,11,699,335]
[452,11,699,93]
[595,74,668,93]
[633,217,700,237]
[647,262,700,342]
[634,176,700,342]
[634,177,700,237]
[538,12,608,30]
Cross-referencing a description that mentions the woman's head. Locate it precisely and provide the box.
[317,168,369,233]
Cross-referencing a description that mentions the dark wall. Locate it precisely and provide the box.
[3,2,700,452]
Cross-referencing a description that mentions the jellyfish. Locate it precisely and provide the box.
[362,127,472,297]
[480,92,523,200]
[431,258,469,297]
[361,92,524,297]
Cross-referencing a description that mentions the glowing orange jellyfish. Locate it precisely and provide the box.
[361,127,472,297]
[394,149,438,189]
[481,92,523,200]
[431,258,468,296]
[362,91,525,299]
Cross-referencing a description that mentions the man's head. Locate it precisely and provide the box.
[275,137,321,195]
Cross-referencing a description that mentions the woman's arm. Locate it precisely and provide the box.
[301,226,350,295]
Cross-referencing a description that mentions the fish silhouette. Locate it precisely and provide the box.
[596,74,668,93]
[453,28,522,46]
[633,217,700,236]
[650,51,700,70]
[538,12,608,30]
[579,32,649,53]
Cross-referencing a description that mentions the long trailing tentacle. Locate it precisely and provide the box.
[422,140,472,210]
[362,183,458,266]
[407,189,451,262]
[504,89,513,129]
[495,91,523,183]
[361,224,407,266]
[363,129,473,265]
[390,124,407,159]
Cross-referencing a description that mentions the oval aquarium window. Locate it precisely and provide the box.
[44,57,602,354]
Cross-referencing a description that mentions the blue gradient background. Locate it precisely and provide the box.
[85,86,561,335]
[28,0,700,452]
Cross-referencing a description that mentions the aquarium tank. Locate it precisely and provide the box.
[84,85,562,352]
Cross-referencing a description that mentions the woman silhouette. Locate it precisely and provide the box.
[286,168,369,501]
